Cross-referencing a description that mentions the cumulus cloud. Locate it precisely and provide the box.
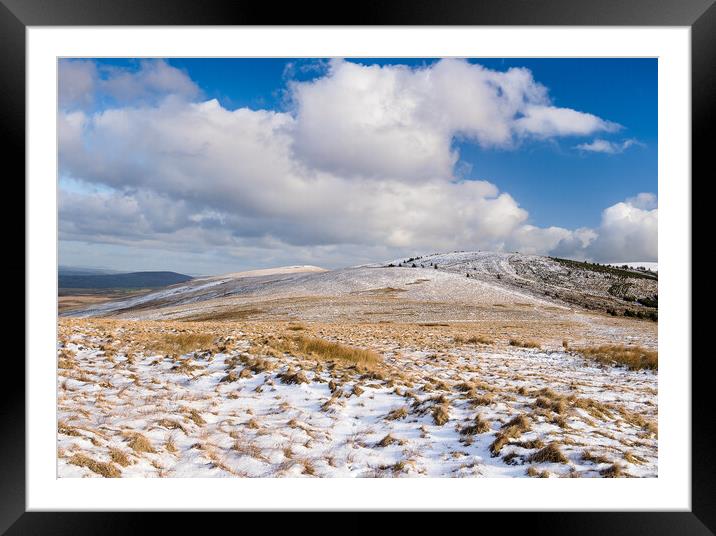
[575,138,644,154]
[58,58,656,270]
[58,59,200,110]
[290,59,619,180]
[587,195,657,262]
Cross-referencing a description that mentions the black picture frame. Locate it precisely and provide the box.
[6,0,709,531]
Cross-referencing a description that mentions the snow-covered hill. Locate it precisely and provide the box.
[65,252,657,320]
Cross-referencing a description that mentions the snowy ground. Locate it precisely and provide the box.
[57,319,657,478]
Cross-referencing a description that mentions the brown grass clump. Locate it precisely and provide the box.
[376,434,399,447]
[233,440,267,461]
[385,406,409,420]
[246,418,261,429]
[623,451,646,465]
[432,404,450,426]
[58,421,81,437]
[277,368,310,385]
[515,438,545,450]
[147,332,215,355]
[68,453,121,478]
[533,395,569,415]
[109,448,131,467]
[460,414,491,436]
[157,419,187,433]
[286,324,306,331]
[509,339,541,349]
[600,463,629,478]
[126,432,156,454]
[287,336,381,371]
[576,344,657,371]
[527,443,569,464]
[582,450,611,465]
[490,415,532,456]
[527,466,550,478]
[185,409,206,426]
[454,335,495,345]
[220,371,239,383]
[58,357,76,370]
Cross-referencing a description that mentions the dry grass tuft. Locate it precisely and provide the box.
[146,332,215,355]
[526,466,550,478]
[490,415,532,456]
[68,453,121,478]
[432,404,450,426]
[126,432,156,454]
[220,371,240,383]
[623,451,646,465]
[509,339,541,349]
[157,419,187,433]
[385,406,409,421]
[277,335,381,371]
[527,442,568,464]
[582,450,611,465]
[376,434,400,447]
[277,368,310,385]
[600,463,629,478]
[109,448,131,467]
[576,344,657,370]
[58,421,81,437]
[185,409,206,426]
[460,414,491,436]
[454,335,495,345]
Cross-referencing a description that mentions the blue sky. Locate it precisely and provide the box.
[58,58,657,274]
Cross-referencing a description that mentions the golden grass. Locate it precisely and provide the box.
[432,404,450,426]
[527,466,550,478]
[145,332,216,355]
[575,344,657,371]
[490,415,532,456]
[527,443,568,464]
[600,463,628,478]
[282,335,381,371]
[509,339,541,349]
[454,335,495,345]
[376,434,399,447]
[385,406,409,420]
[582,450,612,465]
[109,448,132,467]
[277,368,310,385]
[460,414,491,436]
[125,432,156,454]
[68,453,121,478]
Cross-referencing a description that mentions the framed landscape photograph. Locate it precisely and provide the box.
[12,0,711,530]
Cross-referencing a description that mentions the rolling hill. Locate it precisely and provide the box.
[63,252,657,322]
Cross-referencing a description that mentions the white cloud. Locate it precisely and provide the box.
[58,59,200,110]
[58,59,656,271]
[575,138,644,154]
[289,59,619,181]
[587,195,658,262]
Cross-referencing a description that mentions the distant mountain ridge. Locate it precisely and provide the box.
[59,271,193,289]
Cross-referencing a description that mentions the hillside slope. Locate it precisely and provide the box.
[64,252,657,323]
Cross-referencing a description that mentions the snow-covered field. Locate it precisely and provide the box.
[57,319,657,478]
[58,252,657,478]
